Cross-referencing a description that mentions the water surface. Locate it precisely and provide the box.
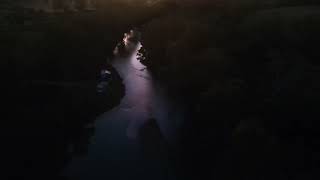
[64,44,184,180]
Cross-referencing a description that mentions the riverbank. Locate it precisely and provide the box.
[1,2,174,178]
[139,2,320,180]
[3,61,124,179]
[64,42,182,180]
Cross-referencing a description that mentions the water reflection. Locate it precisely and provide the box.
[64,34,183,179]
[114,44,154,139]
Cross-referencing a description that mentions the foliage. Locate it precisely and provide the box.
[141,1,320,179]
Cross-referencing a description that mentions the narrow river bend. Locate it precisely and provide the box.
[64,43,184,180]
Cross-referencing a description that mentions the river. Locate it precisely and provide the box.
[64,42,185,179]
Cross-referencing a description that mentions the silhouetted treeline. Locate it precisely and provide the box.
[141,1,320,179]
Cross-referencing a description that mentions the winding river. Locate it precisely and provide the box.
[64,43,184,179]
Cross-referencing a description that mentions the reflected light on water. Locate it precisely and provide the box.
[110,40,155,140]
[64,33,183,179]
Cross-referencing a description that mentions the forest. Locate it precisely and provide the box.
[1,0,320,179]
[141,1,320,179]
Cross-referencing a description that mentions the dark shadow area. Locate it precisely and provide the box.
[2,0,320,180]
[140,1,320,180]
[1,1,171,179]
